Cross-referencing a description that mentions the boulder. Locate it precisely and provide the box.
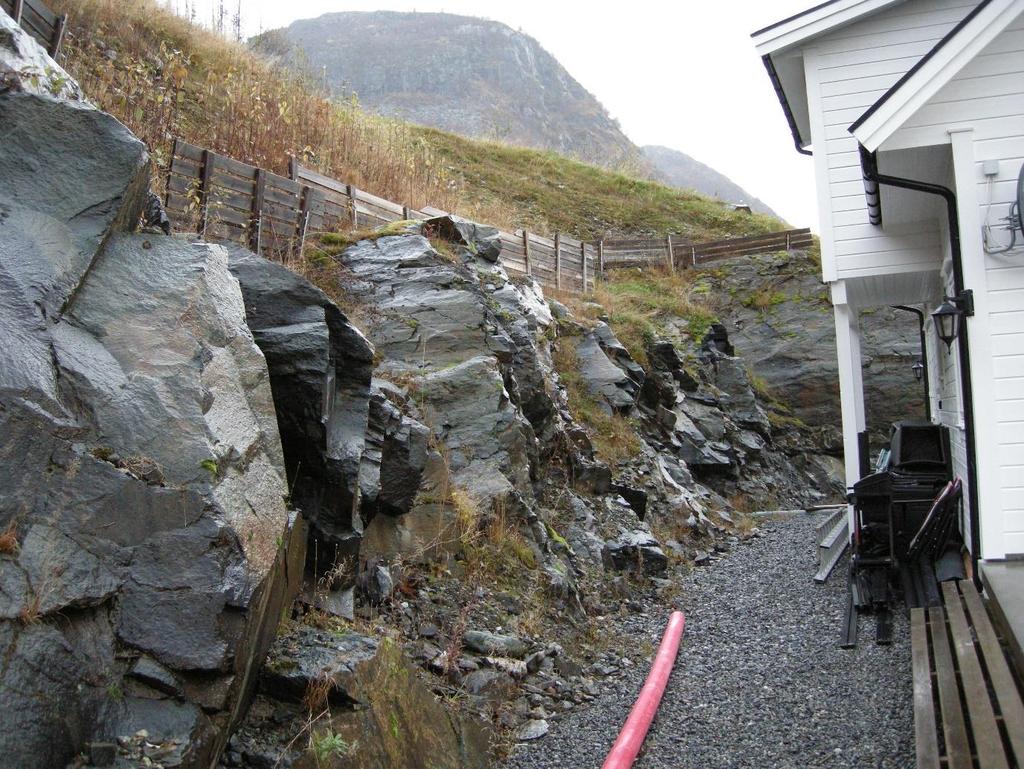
[575,326,640,413]
[238,628,493,769]
[416,355,536,506]
[0,92,150,323]
[463,630,529,659]
[712,356,771,436]
[602,531,669,575]
[424,213,503,262]
[1,232,301,768]
[261,626,382,706]
[0,12,82,100]
[227,248,375,568]
[339,234,500,366]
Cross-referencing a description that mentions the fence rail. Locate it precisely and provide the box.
[164,139,812,295]
[598,229,813,270]
[1,0,66,58]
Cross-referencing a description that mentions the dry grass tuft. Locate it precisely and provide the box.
[0,521,19,555]
[302,673,335,716]
[589,268,718,367]
[18,594,41,626]
[551,343,641,465]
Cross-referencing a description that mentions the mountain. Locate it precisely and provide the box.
[253,11,648,172]
[642,145,782,219]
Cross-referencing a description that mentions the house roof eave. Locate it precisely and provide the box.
[851,0,1021,153]
[751,0,905,55]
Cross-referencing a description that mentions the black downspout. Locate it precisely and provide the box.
[860,145,982,586]
[893,305,931,421]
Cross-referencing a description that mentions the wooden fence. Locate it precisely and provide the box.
[164,138,812,295]
[599,228,814,270]
[289,160,597,292]
[1,0,66,57]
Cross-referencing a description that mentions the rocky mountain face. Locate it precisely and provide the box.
[642,145,782,219]
[694,251,926,448]
[257,12,782,215]
[253,11,646,172]
[1,19,850,769]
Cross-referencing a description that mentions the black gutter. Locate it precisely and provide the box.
[859,145,982,585]
[849,0,993,133]
[762,55,813,156]
[892,305,931,421]
[751,0,844,37]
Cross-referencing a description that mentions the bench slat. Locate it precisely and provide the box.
[960,581,1024,765]
[928,607,973,769]
[941,582,1009,769]
[911,609,941,769]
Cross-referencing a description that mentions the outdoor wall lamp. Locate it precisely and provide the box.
[912,360,925,381]
[931,290,974,350]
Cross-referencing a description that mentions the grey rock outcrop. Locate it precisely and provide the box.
[227,249,375,573]
[696,250,924,444]
[0,12,82,100]
[602,530,669,575]
[0,83,300,768]
[230,625,494,768]
[336,233,547,514]
[575,324,642,413]
[362,381,431,518]
[424,213,502,263]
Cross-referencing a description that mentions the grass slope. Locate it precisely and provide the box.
[51,0,787,242]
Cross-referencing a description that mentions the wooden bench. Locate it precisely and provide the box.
[911,580,1024,769]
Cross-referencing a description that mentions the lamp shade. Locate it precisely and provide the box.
[932,299,961,350]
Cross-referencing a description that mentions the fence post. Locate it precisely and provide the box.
[581,240,588,293]
[295,185,312,263]
[522,230,532,277]
[346,184,358,229]
[402,205,411,220]
[597,239,605,280]
[250,168,266,255]
[690,244,697,269]
[12,0,23,24]
[49,14,67,58]
[786,231,792,250]
[665,235,675,273]
[198,149,214,237]
[554,233,562,291]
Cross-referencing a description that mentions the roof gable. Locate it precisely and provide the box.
[751,0,906,55]
[851,0,1023,151]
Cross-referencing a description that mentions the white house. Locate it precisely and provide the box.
[752,1,1023,589]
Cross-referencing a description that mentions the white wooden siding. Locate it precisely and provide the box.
[886,10,1024,553]
[808,0,977,282]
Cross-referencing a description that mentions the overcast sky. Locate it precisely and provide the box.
[181,1,818,227]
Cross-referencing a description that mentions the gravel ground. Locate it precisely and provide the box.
[504,513,914,769]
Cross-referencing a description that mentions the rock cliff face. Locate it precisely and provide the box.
[693,250,926,446]
[0,21,305,769]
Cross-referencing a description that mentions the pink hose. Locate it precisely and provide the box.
[601,611,686,769]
